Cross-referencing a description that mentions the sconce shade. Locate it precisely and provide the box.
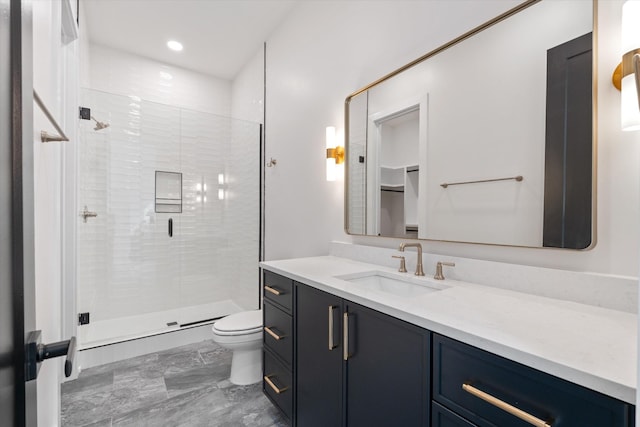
[621,0,640,131]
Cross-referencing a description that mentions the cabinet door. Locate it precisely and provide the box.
[345,301,429,427]
[296,284,343,427]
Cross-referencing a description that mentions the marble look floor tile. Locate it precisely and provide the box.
[164,364,227,398]
[82,353,159,378]
[83,419,112,427]
[112,386,232,427]
[62,371,114,399]
[200,346,232,366]
[110,372,167,417]
[61,389,114,427]
[159,349,205,375]
[211,392,288,427]
[63,341,287,427]
[178,339,221,354]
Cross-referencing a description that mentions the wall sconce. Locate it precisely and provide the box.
[613,0,640,131]
[326,126,344,181]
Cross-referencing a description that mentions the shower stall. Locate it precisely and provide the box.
[76,88,261,349]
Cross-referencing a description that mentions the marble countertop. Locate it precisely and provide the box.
[260,256,637,404]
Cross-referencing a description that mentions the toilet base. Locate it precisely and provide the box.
[229,348,262,385]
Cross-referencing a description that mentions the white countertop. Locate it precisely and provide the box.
[260,256,637,404]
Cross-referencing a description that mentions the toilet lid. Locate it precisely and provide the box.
[213,310,262,335]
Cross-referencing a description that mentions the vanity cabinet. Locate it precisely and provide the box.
[296,282,430,427]
[262,269,635,427]
[432,334,634,427]
[262,271,295,423]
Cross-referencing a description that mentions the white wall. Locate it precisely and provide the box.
[263,0,640,278]
[231,46,265,124]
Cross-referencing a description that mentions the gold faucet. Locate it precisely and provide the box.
[398,242,424,276]
[434,261,455,280]
[391,255,407,273]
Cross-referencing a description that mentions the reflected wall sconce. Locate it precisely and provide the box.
[325,126,344,181]
[196,179,207,204]
[218,173,225,200]
[612,0,640,131]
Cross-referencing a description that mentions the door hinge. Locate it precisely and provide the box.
[78,312,90,325]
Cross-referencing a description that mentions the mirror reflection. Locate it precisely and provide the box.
[345,0,595,249]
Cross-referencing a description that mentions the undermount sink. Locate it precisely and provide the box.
[335,271,448,298]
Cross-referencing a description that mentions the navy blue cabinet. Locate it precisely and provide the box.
[344,301,430,427]
[296,284,343,427]
[262,272,295,424]
[262,271,635,427]
[432,334,634,427]
[295,283,430,427]
[432,402,477,427]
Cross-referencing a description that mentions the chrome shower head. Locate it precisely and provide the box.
[91,116,110,131]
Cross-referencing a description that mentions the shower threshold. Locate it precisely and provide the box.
[77,299,243,350]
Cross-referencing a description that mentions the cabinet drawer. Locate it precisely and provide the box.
[263,271,293,313]
[433,334,634,427]
[263,301,293,366]
[432,401,477,427]
[263,349,293,420]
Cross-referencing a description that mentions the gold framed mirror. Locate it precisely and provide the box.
[344,0,596,250]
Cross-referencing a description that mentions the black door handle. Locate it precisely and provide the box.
[168,218,173,237]
[25,331,77,381]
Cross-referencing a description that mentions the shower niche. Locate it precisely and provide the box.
[76,88,261,348]
[155,171,182,213]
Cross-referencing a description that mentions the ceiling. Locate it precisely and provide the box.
[81,0,298,80]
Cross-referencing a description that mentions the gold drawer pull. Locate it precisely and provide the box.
[264,375,289,394]
[343,312,350,361]
[264,326,285,340]
[462,383,552,427]
[328,305,338,350]
[264,285,283,296]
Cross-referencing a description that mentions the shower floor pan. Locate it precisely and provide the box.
[78,299,244,350]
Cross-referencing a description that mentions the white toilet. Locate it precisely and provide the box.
[211,309,263,385]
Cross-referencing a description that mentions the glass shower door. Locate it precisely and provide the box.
[77,88,261,348]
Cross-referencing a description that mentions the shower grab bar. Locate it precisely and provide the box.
[33,90,69,143]
[440,175,523,188]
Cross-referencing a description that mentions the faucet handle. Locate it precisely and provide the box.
[434,261,455,280]
[391,255,407,273]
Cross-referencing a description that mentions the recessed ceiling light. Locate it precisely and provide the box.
[167,40,183,52]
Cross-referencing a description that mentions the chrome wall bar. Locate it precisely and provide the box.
[33,90,69,143]
[440,175,523,188]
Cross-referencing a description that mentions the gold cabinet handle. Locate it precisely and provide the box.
[343,312,350,361]
[264,285,283,296]
[264,375,289,394]
[462,383,552,427]
[264,326,285,340]
[328,306,338,350]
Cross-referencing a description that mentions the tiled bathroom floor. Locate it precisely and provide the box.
[61,340,287,427]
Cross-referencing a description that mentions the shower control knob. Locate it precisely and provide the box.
[81,205,98,223]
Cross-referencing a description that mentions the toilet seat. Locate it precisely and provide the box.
[212,309,262,336]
